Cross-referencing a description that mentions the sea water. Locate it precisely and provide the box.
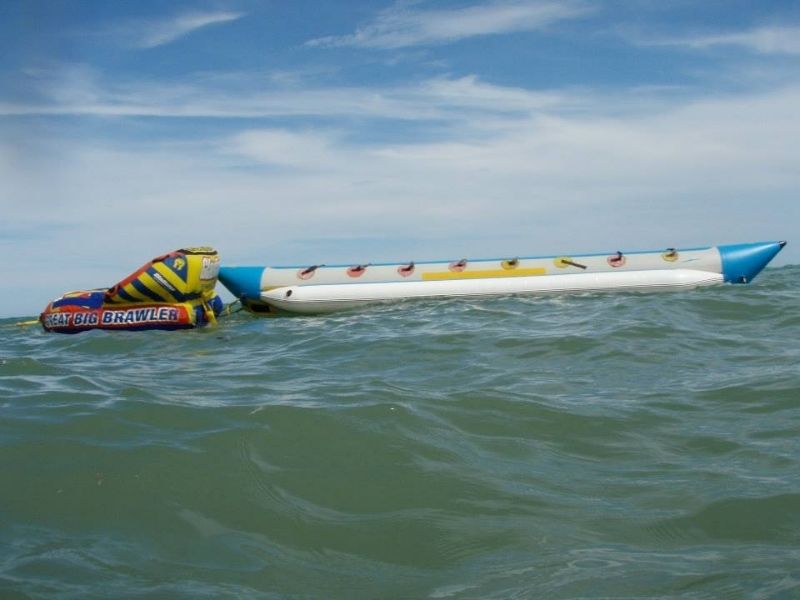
[1,266,798,599]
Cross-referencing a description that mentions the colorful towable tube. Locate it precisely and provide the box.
[40,247,223,333]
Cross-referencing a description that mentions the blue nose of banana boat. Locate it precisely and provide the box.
[719,241,786,283]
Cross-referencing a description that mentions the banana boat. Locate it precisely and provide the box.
[218,241,786,315]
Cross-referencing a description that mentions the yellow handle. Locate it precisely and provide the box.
[203,303,218,326]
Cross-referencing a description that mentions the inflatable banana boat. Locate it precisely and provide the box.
[218,241,786,315]
[40,247,223,333]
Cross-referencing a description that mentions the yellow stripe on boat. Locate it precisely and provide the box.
[139,272,179,303]
[119,283,154,303]
[422,267,546,281]
[152,261,189,294]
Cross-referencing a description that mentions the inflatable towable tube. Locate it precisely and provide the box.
[40,247,223,333]
[218,241,787,315]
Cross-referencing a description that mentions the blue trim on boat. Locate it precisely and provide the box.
[719,241,786,283]
[240,245,715,270]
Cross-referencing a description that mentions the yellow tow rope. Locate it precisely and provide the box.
[203,301,218,326]
[14,319,40,327]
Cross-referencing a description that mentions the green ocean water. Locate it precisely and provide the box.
[1,266,799,599]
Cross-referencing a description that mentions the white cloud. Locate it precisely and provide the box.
[307,0,590,49]
[126,10,244,49]
[417,75,565,112]
[2,76,799,316]
[230,129,343,168]
[8,83,798,241]
[642,25,800,55]
[0,68,566,121]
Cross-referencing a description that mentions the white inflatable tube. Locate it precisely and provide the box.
[218,241,785,316]
[261,269,724,314]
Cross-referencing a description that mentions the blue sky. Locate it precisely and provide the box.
[1,0,798,317]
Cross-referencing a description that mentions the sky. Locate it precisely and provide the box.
[1,0,798,317]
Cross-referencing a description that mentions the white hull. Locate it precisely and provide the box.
[261,269,724,314]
